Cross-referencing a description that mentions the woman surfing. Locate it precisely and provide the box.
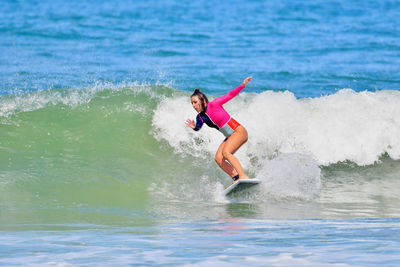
[186,77,252,183]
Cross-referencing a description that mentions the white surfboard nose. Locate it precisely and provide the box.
[223,179,261,196]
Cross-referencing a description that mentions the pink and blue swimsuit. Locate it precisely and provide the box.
[193,84,244,138]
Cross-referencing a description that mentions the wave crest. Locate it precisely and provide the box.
[153,88,400,166]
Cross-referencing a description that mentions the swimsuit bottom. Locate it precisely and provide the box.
[220,117,240,138]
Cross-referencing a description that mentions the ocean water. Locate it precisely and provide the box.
[1,0,400,266]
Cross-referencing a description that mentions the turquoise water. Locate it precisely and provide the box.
[1,0,400,266]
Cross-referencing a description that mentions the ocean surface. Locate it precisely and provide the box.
[1,0,400,266]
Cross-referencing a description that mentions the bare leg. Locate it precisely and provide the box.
[215,140,237,177]
[222,126,249,181]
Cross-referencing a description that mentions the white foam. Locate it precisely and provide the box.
[152,89,400,166]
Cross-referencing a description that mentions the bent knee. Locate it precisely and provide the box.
[222,149,232,159]
[215,154,224,164]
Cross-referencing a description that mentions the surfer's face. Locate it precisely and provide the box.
[191,96,203,112]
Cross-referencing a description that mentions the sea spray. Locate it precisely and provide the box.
[256,153,321,201]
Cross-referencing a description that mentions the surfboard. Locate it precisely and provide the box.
[223,179,261,196]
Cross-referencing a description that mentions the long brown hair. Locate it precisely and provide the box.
[191,89,209,111]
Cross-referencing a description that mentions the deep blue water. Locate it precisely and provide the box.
[1,0,400,266]
[1,0,399,96]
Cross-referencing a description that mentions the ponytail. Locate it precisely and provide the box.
[191,89,209,111]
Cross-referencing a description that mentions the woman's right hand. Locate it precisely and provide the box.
[185,119,196,129]
[242,76,252,87]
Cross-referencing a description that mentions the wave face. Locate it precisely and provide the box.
[1,84,400,223]
[0,84,174,223]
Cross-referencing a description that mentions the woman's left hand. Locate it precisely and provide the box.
[242,76,252,87]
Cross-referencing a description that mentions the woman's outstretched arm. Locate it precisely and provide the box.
[212,77,252,106]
